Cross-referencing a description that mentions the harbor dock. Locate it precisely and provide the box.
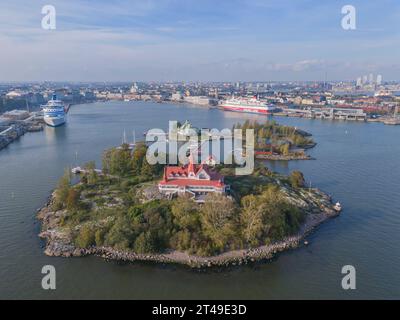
[0,110,44,151]
[274,107,367,121]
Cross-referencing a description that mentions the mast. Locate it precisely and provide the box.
[122,129,127,144]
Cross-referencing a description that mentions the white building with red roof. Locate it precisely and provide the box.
[158,156,229,203]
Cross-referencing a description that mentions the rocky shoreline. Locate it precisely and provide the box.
[37,191,339,269]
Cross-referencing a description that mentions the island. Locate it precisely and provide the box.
[235,120,316,161]
[38,121,338,268]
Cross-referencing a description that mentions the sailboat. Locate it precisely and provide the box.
[117,129,136,150]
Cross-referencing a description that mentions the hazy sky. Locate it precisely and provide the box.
[1,0,399,82]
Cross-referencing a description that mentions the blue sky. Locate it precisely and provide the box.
[0,0,399,81]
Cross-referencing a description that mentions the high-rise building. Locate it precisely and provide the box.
[376,74,383,86]
[368,73,374,84]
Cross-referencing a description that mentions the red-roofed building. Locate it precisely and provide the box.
[158,156,229,203]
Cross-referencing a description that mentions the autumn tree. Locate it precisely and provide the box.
[289,171,305,188]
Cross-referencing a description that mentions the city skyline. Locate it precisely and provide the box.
[1,0,400,82]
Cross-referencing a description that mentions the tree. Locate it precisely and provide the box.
[102,146,132,177]
[53,169,71,210]
[84,161,98,185]
[131,143,147,175]
[280,143,290,156]
[289,171,305,188]
[66,188,80,210]
[200,193,238,250]
[239,185,306,246]
[105,216,135,249]
[95,228,107,246]
[171,195,200,230]
[240,195,265,246]
[133,231,158,253]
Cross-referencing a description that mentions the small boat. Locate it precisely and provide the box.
[71,167,83,174]
[383,118,400,125]
[334,202,342,212]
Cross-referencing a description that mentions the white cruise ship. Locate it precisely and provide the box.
[41,94,66,127]
[220,96,276,114]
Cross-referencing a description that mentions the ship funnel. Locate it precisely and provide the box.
[52,94,57,100]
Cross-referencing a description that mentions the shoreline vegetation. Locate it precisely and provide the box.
[37,121,338,269]
[233,120,316,161]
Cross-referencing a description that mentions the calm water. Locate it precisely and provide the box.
[0,101,399,299]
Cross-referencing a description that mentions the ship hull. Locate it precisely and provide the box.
[221,105,275,114]
[44,116,66,127]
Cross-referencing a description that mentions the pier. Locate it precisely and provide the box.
[0,111,44,151]
[275,107,367,121]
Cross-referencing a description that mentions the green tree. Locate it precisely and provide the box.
[84,161,98,185]
[131,143,147,175]
[105,216,135,249]
[66,188,81,210]
[239,185,305,246]
[133,231,158,253]
[171,195,200,230]
[95,228,107,246]
[240,194,265,246]
[53,169,71,210]
[200,193,238,251]
[102,146,132,177]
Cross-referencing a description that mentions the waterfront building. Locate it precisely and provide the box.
[183,95,214,106]
[130,83,138,94]
[5,91,25,99]
[158,156,228,203]
[171,92,183,101]
[2,110,30,120]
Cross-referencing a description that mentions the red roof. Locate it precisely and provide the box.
[159,178,224,187]
[160,157,225,188]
